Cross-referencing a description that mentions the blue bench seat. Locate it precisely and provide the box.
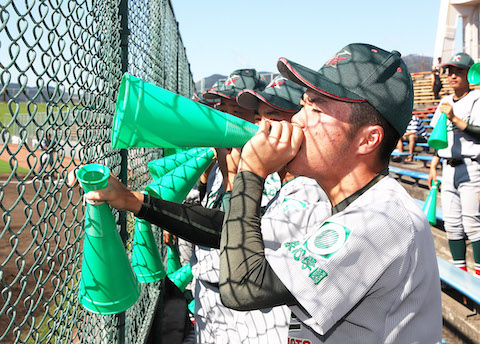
[437,256,480,307]
[389,166,442,184]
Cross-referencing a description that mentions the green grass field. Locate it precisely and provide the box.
[0,159,29,174]
[0,102,47,116]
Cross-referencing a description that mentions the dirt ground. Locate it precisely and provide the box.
[1,145,83,343]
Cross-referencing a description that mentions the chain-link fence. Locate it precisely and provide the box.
[0,0,194,342]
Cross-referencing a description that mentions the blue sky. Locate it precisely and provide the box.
[171,0,458,81]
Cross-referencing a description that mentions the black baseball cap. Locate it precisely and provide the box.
[203,69,266,100]
[277,43,414,135]
[236,75,305,112]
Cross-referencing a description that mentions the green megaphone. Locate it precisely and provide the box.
[423,180,440,225]
[148,147,212,181]
[111,73,258,149]
[131,216,166,283]
[188,299,195,314]
[427,112,448,150]
[168,263,194,292]
[166,245,182,275]
[77,164,141,314]
[145,148,215,202]
[468,62,480,85]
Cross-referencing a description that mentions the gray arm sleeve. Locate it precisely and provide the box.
[219,171,296,311]
[137,194,223,248]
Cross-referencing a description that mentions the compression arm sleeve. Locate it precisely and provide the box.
[136,194,223,248]
[219,171,296,311]
[464,123,480,141]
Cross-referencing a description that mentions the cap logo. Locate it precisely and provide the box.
[453,55,461,62]
[326,50,352,68]
[226,75,240,86]
[267,77,287,88]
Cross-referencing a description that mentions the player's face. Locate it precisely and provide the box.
[447,66,469,91]
[287,90,354,183]
[254,102,294,124]
[218,98,256,123]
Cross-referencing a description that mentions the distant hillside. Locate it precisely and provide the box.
[403,54,433,74]
[195,74,226,93]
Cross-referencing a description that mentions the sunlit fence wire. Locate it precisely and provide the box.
[0,0,194,342]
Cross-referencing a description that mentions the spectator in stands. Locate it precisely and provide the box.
[431,57,444,100]
[392,115,428,162]
[429,53,480,278]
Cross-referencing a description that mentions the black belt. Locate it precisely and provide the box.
[446,158,464,167]
[446,158,480,166]
[203,280,219,288]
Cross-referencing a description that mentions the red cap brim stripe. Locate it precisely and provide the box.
[279,58,366,103]
[202,90,234,100]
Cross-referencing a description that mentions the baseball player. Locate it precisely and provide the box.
[219,43,442,343]
[429,53,480,277]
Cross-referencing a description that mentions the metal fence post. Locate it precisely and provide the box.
[118,0,130,343]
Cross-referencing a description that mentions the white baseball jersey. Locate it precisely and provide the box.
[265,176,442,343]
[192,166,282,343]
[194,172,329,343]
[234,177,331,343]
[431,90,480,159]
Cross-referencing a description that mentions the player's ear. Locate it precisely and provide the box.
[356,124,383,156]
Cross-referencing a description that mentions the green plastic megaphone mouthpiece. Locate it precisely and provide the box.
[112,73,259,149]
[168,263,194,292]
[77,164,141,314]
[166,245,182,275]
[76,163,110,193]
[468,62,480,85]
[188,299,195,314]
[146,148,215,203]
[148,147,212,181]
[427,112,448,150]
[422,180,440,226]
[132,216,166,283]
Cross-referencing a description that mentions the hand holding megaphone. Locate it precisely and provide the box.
[67,166,144,213]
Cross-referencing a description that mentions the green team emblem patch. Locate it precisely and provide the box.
[281,198,306,212]
[305,222,350,258]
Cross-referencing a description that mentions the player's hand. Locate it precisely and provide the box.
[163,230,177,247]
[238,120,304,178]
[67,166,144,213]
[440,103,454,120]
[428,169,438,190]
